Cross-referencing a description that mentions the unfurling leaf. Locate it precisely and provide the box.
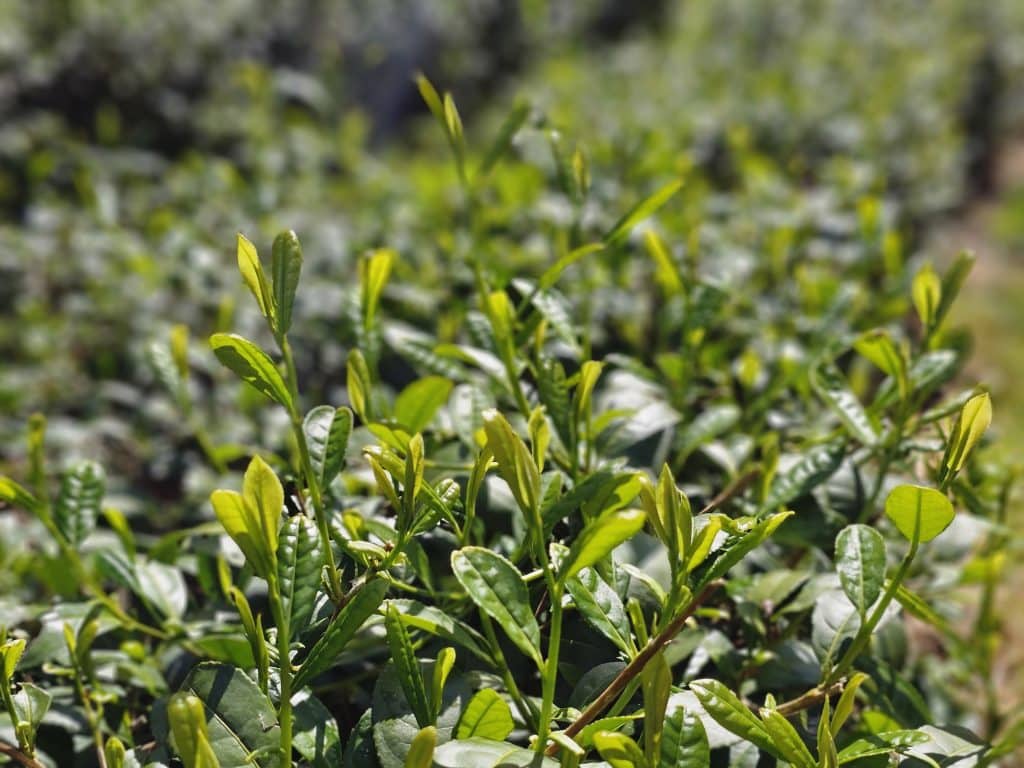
[943,392,992,474]
[912,262,941,329]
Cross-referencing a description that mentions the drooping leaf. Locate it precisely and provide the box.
[209,333,292,408]
[855,330,908,401]
[270,229,303,334]
[836,730,930,764]
[450,547,542,667]
[884,485,955,543]
[689,679,779,758]
[293,577,389,689]
[455,689,514,741]
[834,524,886,616]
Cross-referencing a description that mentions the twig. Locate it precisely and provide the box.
[547,579,724,755]
[775,680,846,717]
[0,739,45,768]
[700,468,761,515]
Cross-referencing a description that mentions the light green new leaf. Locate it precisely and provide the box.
[641,651,671,762]
[303,405,353,490]
[395,377,453,433]
[836,730,930,764]
[11,682,50,743]
[593,730,649,768]
[361,249,395,331]
[209,333,292,408]
[482,410,540,517]
[604,180,683,246]
[404,726,437,768]
[475,100,529,183]
[450,547,542,668]
[689,679,779,757]
[831,672,869,734]
[54,461,105,546]
[834,525,886,616]
[559,508,646,584]
[1,639,26,680]
[236,233,273,320]
[854,330,908,401]
[270,230,303,334]
[912,263,941,329]
[760,707,816,768]
[933,250,974,331]
[455,689,514,741]
[210,456,283,579]
[697,511,793,588]
[293,578,389,690]
[386,605,432,728]
[0,477,41,516]
[943,392,991,474]
[660,707,709,768]
[884,485,955,543]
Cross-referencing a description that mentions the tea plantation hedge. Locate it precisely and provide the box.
[1,1,1023,766]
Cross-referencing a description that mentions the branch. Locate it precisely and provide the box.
[548,579,724,755]
[700,467,761,515]
[775,680,847,718]
[0,739,45,768]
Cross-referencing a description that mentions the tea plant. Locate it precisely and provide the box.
[1,75,1021,767]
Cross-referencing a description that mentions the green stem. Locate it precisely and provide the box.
[827,537,919,685]
[268,575,293,763]
[278,334,344,602]
[536,576,564,755]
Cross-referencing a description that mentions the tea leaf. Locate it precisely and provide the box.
[404,726,436,768]
[660,706,709,768]
[559,508,646,584]
[303,405,353,490]
[394,377,453,434]
[812,363,878,445]
[455,689,514,741]
[54,461,105,546]
[386,604,432,728]
[293,577,389,690]
[482,409,540,516]
[943,392,992,474]
[912,263,941,329]
[236,233,273,320]
[604,180,683,246]
[278,514,323,633]
[565,567,632,655]
[689,679,778,757]
[760,707,816,768]
[593,730,649,768]
[450,547,542,667]
[210,333,292,408]
[884,484,955,543]
[834,524,886,616]
[270,229,303,334]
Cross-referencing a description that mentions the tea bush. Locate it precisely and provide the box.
[2,2,1024,766]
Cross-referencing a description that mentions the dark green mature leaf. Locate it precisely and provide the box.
[179,662,281,768]
[884,484,955,543]
[209,333,292,408]
[834,524,886,616]
[660,706,709,768]
[455,689,514,740]
[304,405,353,491]
[689,679,779,758]
[450,547,542,667]
[394,377,453,434]
[54,461,105,546]
[271,229,302,334]
[565,567,632,655]
[762,442,845,512]
[387,600,491,662]
[836,730,930,764]
[293,578,389,689]
[292,691,344,767]
[278,514,323,633]
[385,605,432,728]
[812,363,878,445]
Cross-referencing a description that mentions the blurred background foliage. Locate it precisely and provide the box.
[2,0,1024,618]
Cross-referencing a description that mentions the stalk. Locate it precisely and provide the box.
[268,574,293,762]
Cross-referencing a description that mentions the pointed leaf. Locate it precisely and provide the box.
[210,333,292,408]
[278,515,323,633]
[559,508,646,584]
[450,547,542,667]
[304,405,353,490]
[386,604,433,728]
[604,180,683,245]
[834,525,886,616]
[481,410,540,516]
[394,377,453,434]
[237,233,272,319]
[54,461,105,546]
[689,679,779,758]
[271,230,303,334]
[660,707,709,768]
[455,689,514,741]
[760,707,816,768]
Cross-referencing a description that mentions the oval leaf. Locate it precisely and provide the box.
[455,689,514,741]
[304,405,353,490]
[834,524,886,616]
[884,485,955,543]
[271,229,303,334]
[209,333,292,408]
